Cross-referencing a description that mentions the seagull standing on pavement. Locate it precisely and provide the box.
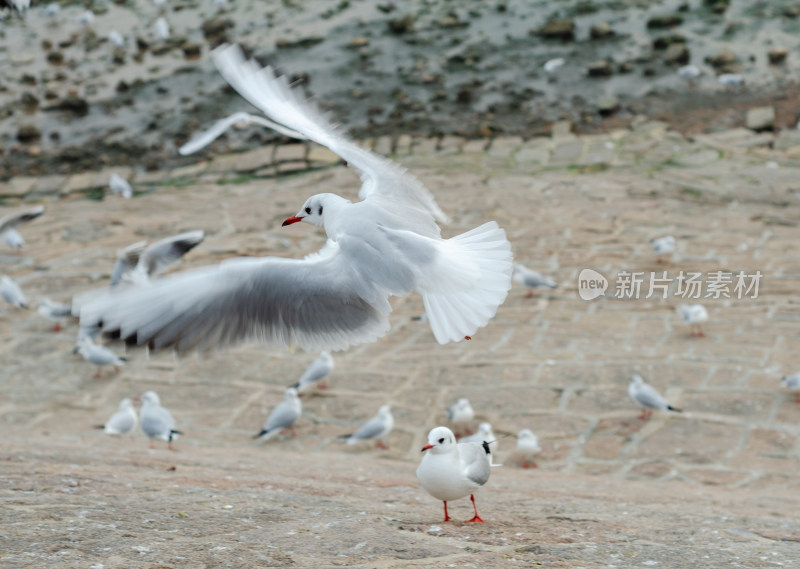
[253,388,302,442]
[512,263,557,297]
[338,404,394,449]
[677,304,708,337]
[0,205,45,250]
[292,351,334,391]
[417,426,493,523]
[628,374,682,420]
[94,398,138,437]
[140,391,182,450]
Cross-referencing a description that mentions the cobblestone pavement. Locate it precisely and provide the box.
[2,121,800,567]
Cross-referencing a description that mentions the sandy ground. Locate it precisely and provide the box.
[2,123,800,566]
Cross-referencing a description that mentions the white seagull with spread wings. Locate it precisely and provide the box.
[79,44,512,354]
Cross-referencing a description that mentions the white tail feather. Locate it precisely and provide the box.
[421,222,512,343]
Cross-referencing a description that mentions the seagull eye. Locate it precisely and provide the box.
[438,437,445,444]
[304,207,311,214]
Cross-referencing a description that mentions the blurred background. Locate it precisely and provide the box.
[2,0,799,176]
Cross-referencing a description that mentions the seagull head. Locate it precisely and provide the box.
[421,426,456,453]
[285,387,299,400]
[282,193,348,229]
[140,391,160,406]
[631,374,644,386]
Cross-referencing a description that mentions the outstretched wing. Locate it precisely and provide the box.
[79,239,394,354]
[137,230,205,278]
[212,44,448,237]
[178,112,305,155]
[0,205,45,233]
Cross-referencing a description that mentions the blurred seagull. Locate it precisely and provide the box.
[109,173,133,199]
[111,230,205,288]
[513,263,557,297]
[338,404,394,449]
[1,276,27,308]
[0,205,45,250]
[417,426,493,523]
[677,304,708,337]
[459,421,498,459]
[781,373,800,404]
[543,57,565,74]
[139,391,182,450]
[292,351,334,391]
[650,235,675,263]
[77,337,127,378]
[77,9,94,25]
[108,29,125,48]
[37,298,72,331]
[514,429,541,469]
[253,387,302,442]
[79,44,512,355]
[628,374,682,420]
[1,0,29,15]
[178,111,306,155]
[154,17,170,41]
[677,64,700,82]
[94,398,138,437]
[447,398,474,423]
[718,73,743,87]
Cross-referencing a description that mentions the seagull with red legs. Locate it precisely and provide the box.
[417,426,493,523]
[78,44,512,356]
[678,304,708,338]
[628,374,682,420]
[514,428,541,469]
[253,387,302,442]
[292,351,334,392]
[781,373,800,404]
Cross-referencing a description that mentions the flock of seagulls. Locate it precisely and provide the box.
[0,36,796,524]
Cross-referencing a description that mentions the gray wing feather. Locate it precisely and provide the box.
[350,416,385,441]
[460,442,491,486]
[80,239,392,354]
[264,401,298,431]
[0,205,45,233]
[179,112,305,155]
[106,410,135,433]
[297,357,330,387]
[138,230,205,278]
[636,384,669,410]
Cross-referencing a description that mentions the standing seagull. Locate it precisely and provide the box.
[417,426,493,523]
[338,404,394,449]
[677,304,708,337]
[512,263,557,297]
[447,397,475,436]
[459,422,497,456]
[514,428,542,469]
[94,398,138,437]
[77,338,127,378]
[140,391,182,450]
[0,205,45,250]
[292,351,334,391]
[628,374,682,420]
[253,388,302,442]
[108,173,133,199]
[781,373,800,404]
[650,235,675,262]
[1,276,27,308]
[79,44,512,355]
[37,298,72,331]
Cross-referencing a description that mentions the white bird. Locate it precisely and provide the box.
[94,398,138,436]
[338,404,394,449]
[292,351,334,391]
[459,422,497,454]
[253,388,302,442]
[109,240,149,288]
[79,44,513,356]
[512,263,557,297]
[109,173,133,199]
[154,17,170,41]
[781,373,800,404]
[139,390,182,449]
[447,398,475,423]
[1,276,27,308]
[650,235,675,260]
[109,231,205,289]
[543,57,565,74]
[77,338,127,378]
[514,428,541,469]
[718,73,743,87]
[1,0,29,15]
[417,426,493,523]
[37,297,72,331]
[677,304,708,337]
[41,2,60,17]
[0,205,45,250]
[108,29,125,48]
[77,9,94,25]
[677,64,700,81]
[628,374,682,420]
[178,112,306,155]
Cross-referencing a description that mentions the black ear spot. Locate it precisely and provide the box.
[438,437,445,444]
[318,206,323,215]
[304,207,311,214]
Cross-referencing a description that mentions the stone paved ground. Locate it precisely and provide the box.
[2,121,800,567]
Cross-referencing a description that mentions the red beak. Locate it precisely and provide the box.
[420,443,433,452]
[282,216,304,227]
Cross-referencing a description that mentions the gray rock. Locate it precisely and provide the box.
[537,18,575,41]
[664,43,690,65]
[746,107,775,132]
[17,124,41,143]
[597,97,620,115]
[768,48,788,65]
[646,13,683,28]
[589,22,614,40]
[587,60,613,77]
